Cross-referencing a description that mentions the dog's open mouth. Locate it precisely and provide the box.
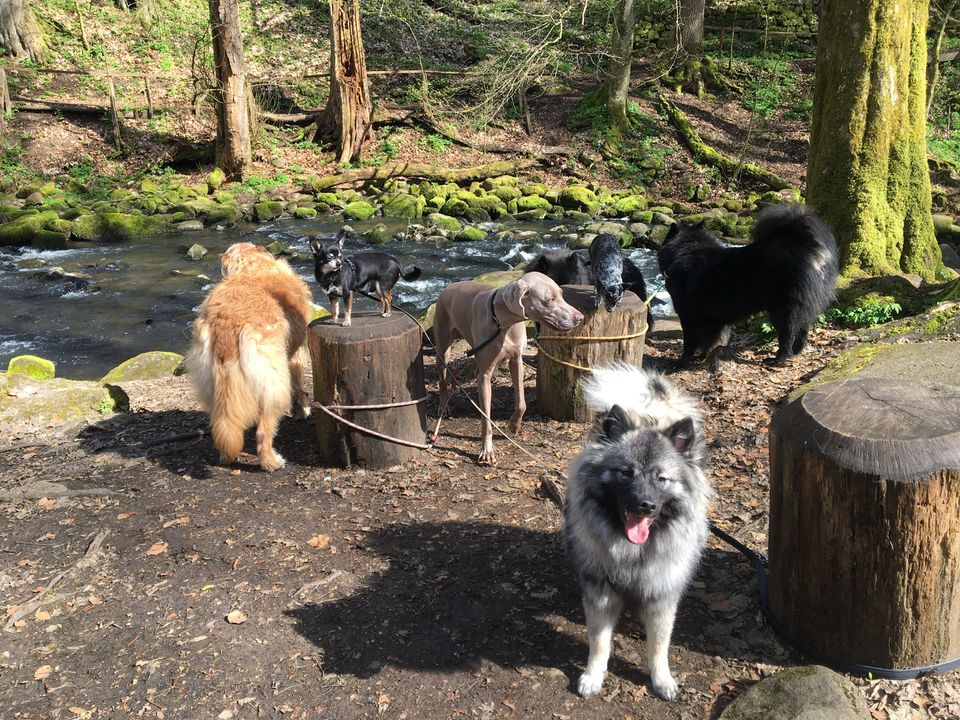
[621,507,654,545]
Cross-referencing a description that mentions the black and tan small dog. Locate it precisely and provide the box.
[309,231,422,326]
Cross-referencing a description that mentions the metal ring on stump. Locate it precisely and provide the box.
[768,376,960,671]
[308,312,427,469]
[536,285,648,422]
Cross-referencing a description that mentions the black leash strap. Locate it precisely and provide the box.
[465,289,502,358]
[709,521,960,679]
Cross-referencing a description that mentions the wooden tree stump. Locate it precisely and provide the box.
[308,313,427,469]
[768,376,960,670]
[536,286,647,422]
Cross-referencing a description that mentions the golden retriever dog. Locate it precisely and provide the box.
[187,242,313,471]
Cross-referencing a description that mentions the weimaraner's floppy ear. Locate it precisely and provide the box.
[501,278,530,319]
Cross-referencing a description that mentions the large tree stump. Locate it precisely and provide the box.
[308,313,427,469]
[536,286,647,422]
[768,376,960,670]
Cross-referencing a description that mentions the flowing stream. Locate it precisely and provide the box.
[0,216,665,380]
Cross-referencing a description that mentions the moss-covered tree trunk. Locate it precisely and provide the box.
[596,0,634,146]
[208,0,251,181]
[317,0,371,164]
[679,0,706,95]
[806,0,941,280]
[0,0,45,61]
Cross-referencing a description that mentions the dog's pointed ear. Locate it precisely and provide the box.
[309,237,320,254]
[663,417,696,455]
[336,228,347,247]
[665,223,681,240]
[501,278,530,319]
[693,220,706,231]
[600,405,632,443]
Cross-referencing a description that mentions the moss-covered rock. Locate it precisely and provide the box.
[558,186,599,213]
[464,207,492,223]
[204,204,240,225]
[718,665,870,720]
[140,178,162,193]
[7,354,56,380]
[382,193,426,219]
[520,183,549,197]
[293,206,317,219]
[253,200,285,222]
[455,226,487,242]
[614,195,649,214]
[584,222,633,247]
[0,210,69,247]
[428,212,462,234]
[0,374,129,426]
[491,186,522,202]
[441,198,469,217]
[71,212,176,241]
[100,351,185,384]
[207,167,226,193]
[366,223,392,245]
[472,269,523,287]
[516,195,553,212]
[343,200,376,221]
[187,243,208,259]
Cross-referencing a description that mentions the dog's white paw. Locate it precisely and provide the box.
[578,671,604,697]
[341,319,352,327]
[651,672,678,701]
[260,453,286,472]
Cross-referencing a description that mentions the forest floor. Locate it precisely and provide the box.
[2,322,959,720]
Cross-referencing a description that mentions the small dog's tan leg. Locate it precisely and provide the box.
[343,292,353,327]
[290,345,311,419]
[383,289,393,317]
[330,296,340,324]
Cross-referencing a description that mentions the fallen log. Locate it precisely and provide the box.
[658,94,790,191]
[308,158,541,191]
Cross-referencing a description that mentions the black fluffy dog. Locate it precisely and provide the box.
[657,204,838,367]
[309,231,422,327]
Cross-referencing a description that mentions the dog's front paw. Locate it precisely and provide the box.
[341,318,352,327]
[650,672,678,701]
[577,671,604,697]
[477,448,497,465]
[260,453,286,472]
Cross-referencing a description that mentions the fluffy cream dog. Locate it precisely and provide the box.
[187,242,313,471]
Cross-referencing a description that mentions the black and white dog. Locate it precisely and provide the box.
[565,364,712,701]
[309,231,422,327]
[588,234,625,311]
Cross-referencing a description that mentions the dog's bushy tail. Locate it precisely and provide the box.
[187,322,292,462]
[401,265,422,282]
[751,204,839,316]
[580,363,701,431]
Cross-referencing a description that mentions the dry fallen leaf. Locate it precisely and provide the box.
[116,512,136,521]
[145,542,168,556]
[225,610,247,625]
[306,534,331,550]
[87,596,103,606]
[37,497,57,512]
[34,665,52,681]
[34,609,51,622]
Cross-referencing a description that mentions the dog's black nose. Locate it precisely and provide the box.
[639,500,657,516]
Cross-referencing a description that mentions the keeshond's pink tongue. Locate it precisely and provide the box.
[624,513,653,544]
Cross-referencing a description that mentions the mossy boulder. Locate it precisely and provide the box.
[455,226,487,242]
[382,193,426,219]
[521,183,549,197]
[558,186,600,214]
[253,200,285,222]
[933,214,960,244]
[366,223,392,245]
[293,206,317,219]
[491,187,522,202]
[109,188,134,202]
[204,204,240,225]
[482,175,519,188]
[71,212,176,241]
[428,212,462,234]
[207,167,226,193]
[187,243,208,260]
[0,210,70,247]
[100,351,186,384]
[7,355,56,380]
[614,195,649,214]
[717,665,870,720]
[440,198,469,217]
[140,178,162,193]
[516,195,553,212]
[343,200,376,221]
[0,375,129,426]
[584,222,633,247]
[464,207,492,223]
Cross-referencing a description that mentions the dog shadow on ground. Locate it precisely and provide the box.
[285,520,787,695]
[77,408,318,479]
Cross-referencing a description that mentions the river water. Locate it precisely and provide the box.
[0,216,665,380]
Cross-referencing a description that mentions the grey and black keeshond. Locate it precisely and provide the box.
[564,364,713,701]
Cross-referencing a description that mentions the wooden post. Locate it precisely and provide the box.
[74,0,90,50]
[536,285,647,422]
[768,377,960,670]
[144,77,154,119]
[0,69,11,116]
[106,75,122,151]
[519,85,531,136]
[307,313,427,469]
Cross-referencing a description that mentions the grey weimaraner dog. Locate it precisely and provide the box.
[433,271,584,464]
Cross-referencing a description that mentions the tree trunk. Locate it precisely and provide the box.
[0,0,46,62]
[769,377,960,669]
[926,0,958,118]
[678,0,707,95]
[596,0,635,146]
[208,0,251,181]
[536,286,647,422]
[308,314,427,469]
[317,0,371,164]
[806,0,941,280]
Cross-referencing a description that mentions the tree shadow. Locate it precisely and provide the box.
[284,520,786,694]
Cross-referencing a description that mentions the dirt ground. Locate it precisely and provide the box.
[2,322,958,720]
